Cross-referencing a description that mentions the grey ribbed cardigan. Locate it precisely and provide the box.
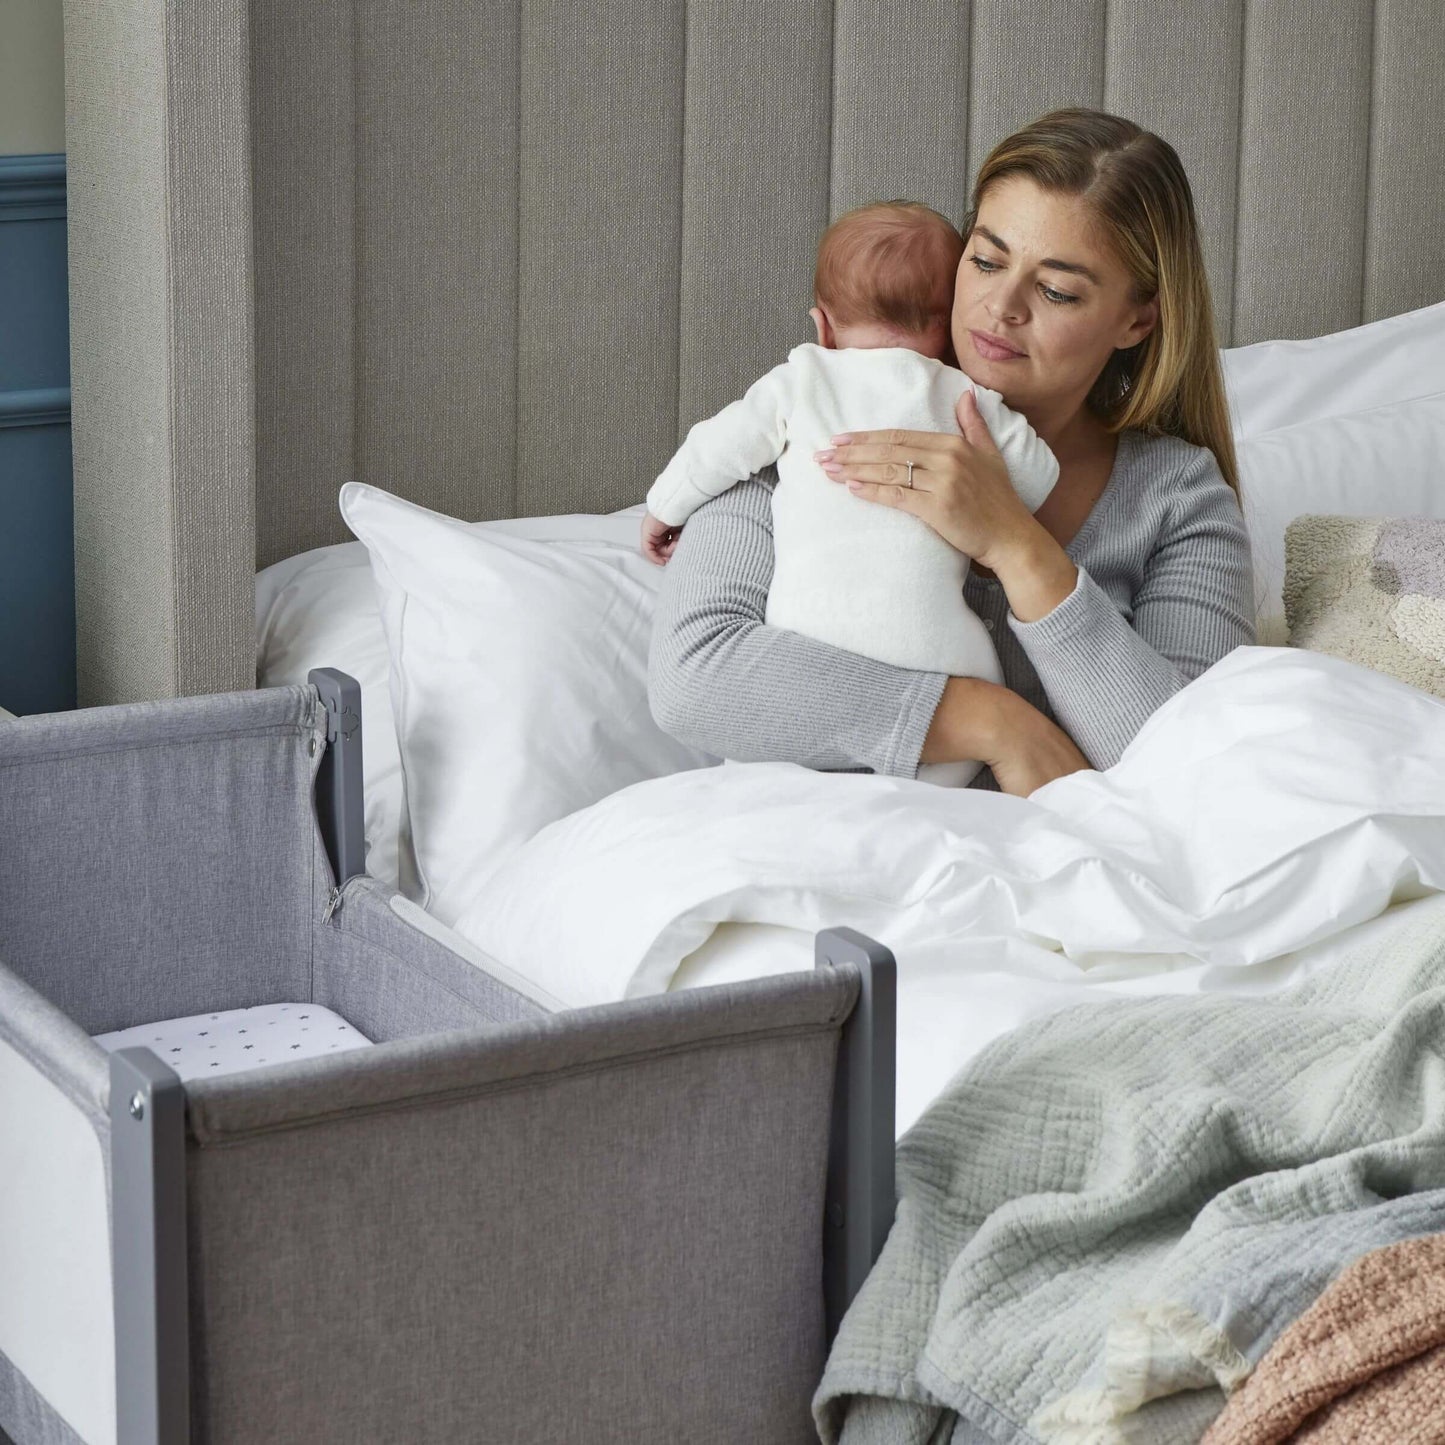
[646,427,1256,787]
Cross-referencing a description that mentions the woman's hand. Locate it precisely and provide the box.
[816,389,1081,622]
[922,675,1091,797]
[814,389,1036,572]
[987,702,1091,797]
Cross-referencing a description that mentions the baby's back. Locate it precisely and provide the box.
[767,344,1002,681]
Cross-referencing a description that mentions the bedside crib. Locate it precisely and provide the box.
[0,674,894,1445]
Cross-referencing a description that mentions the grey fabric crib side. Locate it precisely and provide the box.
[0,677,893,1445]
[171,965,855,1443]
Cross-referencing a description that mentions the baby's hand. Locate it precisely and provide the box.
[641,511,683,566]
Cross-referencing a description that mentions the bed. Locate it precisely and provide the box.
[46,0,1445,1440]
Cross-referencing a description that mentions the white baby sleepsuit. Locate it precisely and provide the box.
[646,343,1059,784]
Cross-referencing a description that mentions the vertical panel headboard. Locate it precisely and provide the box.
[63,0,1445,704]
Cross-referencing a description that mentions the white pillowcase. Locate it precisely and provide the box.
[1221,300,1445,644]
[256,504,655,884]
[338,483,718,924]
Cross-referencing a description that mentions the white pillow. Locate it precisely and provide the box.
[256,504,653,885]
[1221,300,1445,644]
[1223,299,1445,442]
[338,483,718,924]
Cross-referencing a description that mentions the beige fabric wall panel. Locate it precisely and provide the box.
[1103,0,1244,345]
[967,0,1107,186]
[64,0,175,705]
[1364,0,1445,323]
[357,0,520,523]
[1233,0,1375,344]
[252,0,357,570]
[64,0,254,704]
[516,0,684,517]
[829,0,972,225]
[677,0,834,432]
[164,0,257,695]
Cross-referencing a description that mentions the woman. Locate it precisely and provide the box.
[648,108,1255,796]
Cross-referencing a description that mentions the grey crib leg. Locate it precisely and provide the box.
[815,927,897,1344]
[309,667,366,887]
[110,1048,188,1445]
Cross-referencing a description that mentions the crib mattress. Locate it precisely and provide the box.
[94,1002,372,1081]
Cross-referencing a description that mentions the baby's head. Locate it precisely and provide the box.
[811,201,963,359]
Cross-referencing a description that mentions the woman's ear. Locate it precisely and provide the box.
[1119,296,1158,350]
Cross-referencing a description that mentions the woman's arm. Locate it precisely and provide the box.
[999,448,1256,769]
[820,398,1253,778]
[647,466,950,776]
[919,675,1089,795]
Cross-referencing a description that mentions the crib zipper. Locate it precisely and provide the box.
[323,873,365,926]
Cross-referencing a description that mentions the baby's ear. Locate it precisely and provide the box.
[809,307,831,348]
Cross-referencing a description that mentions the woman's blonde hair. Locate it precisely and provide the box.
[965,108,1239,497]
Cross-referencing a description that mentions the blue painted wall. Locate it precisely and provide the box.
[0,152,74,714]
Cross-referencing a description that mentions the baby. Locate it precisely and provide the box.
[641,201,1058,786]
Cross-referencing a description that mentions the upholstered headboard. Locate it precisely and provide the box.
[62,0,1445,704]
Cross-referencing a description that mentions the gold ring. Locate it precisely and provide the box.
[905,460,915,487]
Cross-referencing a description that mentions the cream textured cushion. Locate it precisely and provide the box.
[1284,515,1445,699]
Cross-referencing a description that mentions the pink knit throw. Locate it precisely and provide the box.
[1202,1231,1445,1444]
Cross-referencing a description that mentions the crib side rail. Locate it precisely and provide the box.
[110,1048,188,1445]
[816,927,897,1343]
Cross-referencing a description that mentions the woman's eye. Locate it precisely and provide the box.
[970,255,1078,305]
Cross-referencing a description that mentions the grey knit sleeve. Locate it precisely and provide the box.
[1007,442,1256,769]
[646,466,949,776]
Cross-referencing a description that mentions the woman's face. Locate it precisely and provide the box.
[951,175,1158,426]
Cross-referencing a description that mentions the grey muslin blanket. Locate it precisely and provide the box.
[814,892,1445,1445]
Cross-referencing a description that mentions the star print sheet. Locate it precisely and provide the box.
[94,1002,373,1081]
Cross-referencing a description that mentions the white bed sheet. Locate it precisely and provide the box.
[668,896,1441,1138]
[452,647,1445,1136]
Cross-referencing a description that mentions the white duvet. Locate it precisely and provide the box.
[452,647,1445,1132]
